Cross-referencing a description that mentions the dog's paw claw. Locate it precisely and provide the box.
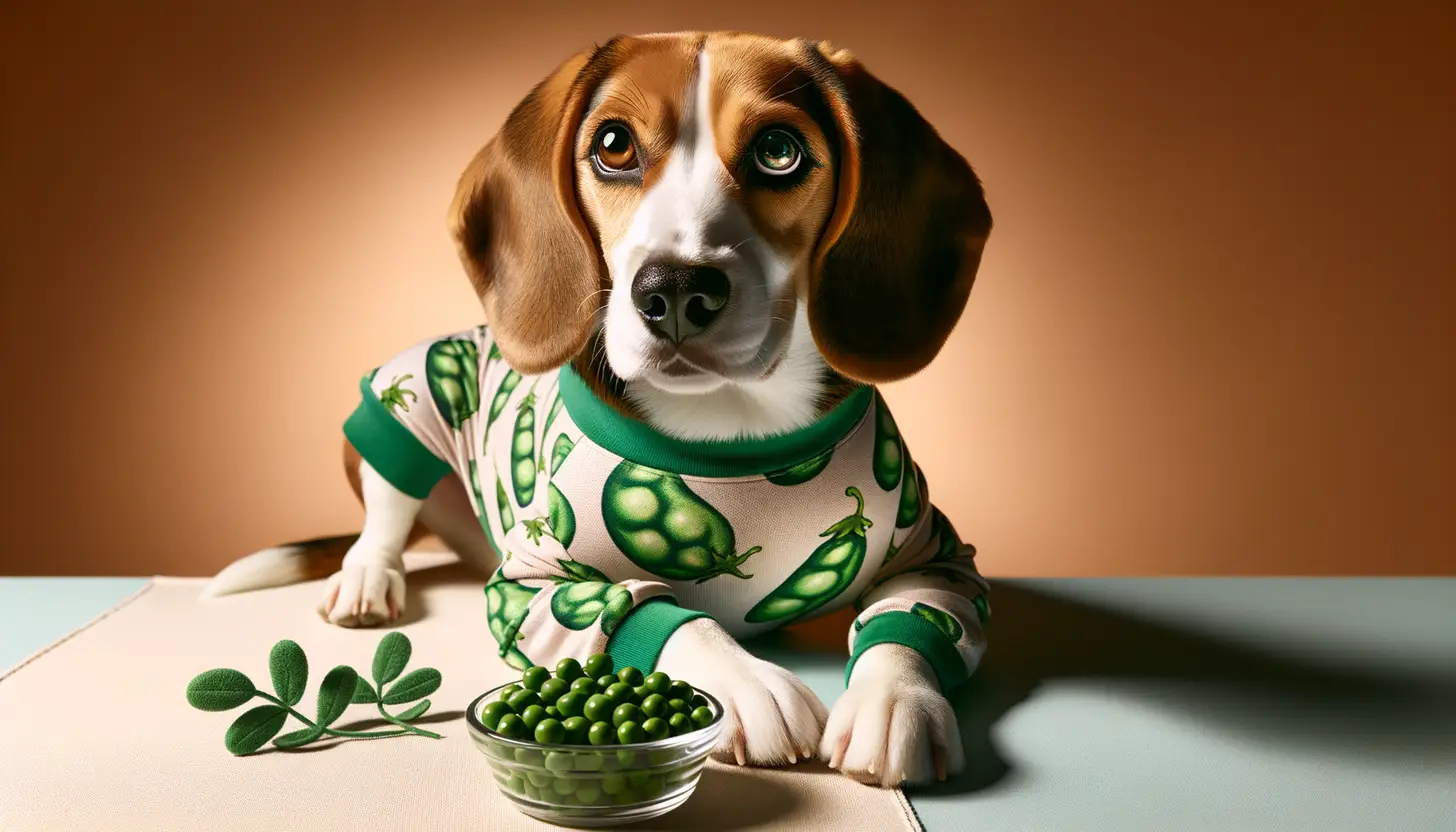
[318,559,406,628]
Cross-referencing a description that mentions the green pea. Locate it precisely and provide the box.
[520,705,547,731]
[641,774,666,799]
[552,777,576,796]
[538,678,569,704]
[575,782,604,806]
[632,685,648,701]
[612,703,643,727]
[647,748,677,766]
[691,694,708,709]
[499,683,521,702]
[569,677,598,696]
[691,706,714,729]
[522,783,541,801]
[617,721,646,744]
[545,706,561,720]
[667,698,689,715]
[643,672,672,696]
[616,750,637,768]
[545,750,575,771]
[642,717,670,740]
[555,691,585,719]
[555,657,585,683]
[604,682,633,706]
[522,666,551,692]
[641,694,668,719]
[535,718,566,745]
[514,748,544,766]
[496,714,527,739]
[668,712,692,735]
[562,716,590,745]
[573,751,604,771]
[584,653,614,679]
[480,700,513,730]
[628,771,652,789]
[601,773,627,795]
[583,694,613,723]
[613,788,641,806]
[596,674,619,690]
[588,721,616,746]
[668,680,693,701]
[507,689,541,711]
[618,666,645,687]
[526,771,553,789]
[504,773,526,794]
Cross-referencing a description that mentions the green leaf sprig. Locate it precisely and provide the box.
[185,632,444,755]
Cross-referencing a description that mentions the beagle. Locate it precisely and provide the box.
[205,31,994,789]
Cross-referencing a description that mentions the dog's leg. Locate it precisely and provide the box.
[318,459,422,627]
[819,517,990,787]
[657,618,829,767]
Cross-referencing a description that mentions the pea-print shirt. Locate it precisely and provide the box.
[343,326,991,693]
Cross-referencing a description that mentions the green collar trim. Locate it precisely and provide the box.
[557,366,873,478]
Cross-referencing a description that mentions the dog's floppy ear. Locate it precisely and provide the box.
[447,44,614,374]
[804,42,993,383]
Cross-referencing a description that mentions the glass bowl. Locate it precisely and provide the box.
[466,682,724,828]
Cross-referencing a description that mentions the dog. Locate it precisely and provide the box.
[204,31,993,789]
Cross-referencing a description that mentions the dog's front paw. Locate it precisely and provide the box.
[821,643,963,788]
[657,619,828,767]
[317,555,405,627]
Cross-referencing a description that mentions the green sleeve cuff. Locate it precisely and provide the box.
[845,611,969,693]
[606,598,711,674]
[342,374,452,500]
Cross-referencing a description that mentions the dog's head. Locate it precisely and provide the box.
[448,32,991,400]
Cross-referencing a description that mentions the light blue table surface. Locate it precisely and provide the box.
[3,576,1453,831]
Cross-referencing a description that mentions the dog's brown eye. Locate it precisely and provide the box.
[754,129,801,175]
[593,124,639,172]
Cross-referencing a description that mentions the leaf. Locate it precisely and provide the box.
[186,668,256,712]
[351,676,379,704]
[224,705,288,755]
[382,668,441,705]
[316,665,359,727]
[268,640,308,706]
[273,726,324,749]
[393,699,431,721]
[372,632,411,687]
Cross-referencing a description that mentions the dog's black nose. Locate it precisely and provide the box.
[630,263,730,343]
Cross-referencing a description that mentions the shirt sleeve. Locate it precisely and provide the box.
[845,499,991,694]
[342,328,489,498]
[483,524,711,673]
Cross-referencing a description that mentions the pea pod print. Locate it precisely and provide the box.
[931,509,972,561]
[379,374,417,415]
[550,434,576,476]
[536,386,564,470]
[483,369,521,443]
[484,571,539,670]
[910,603,964,642]
[554,557,610,584]
[496,475,515,533]
[548,482,576,548]
[744,486,873,624]
[468,461,486,519]
[602,461,762,583]
[972,595,991,624]
[511,388,538,507]
[551,582,632,635]
[765,446,834,486]
[896,452,926,529]
[424,339,480,429]
[872,395,904,491]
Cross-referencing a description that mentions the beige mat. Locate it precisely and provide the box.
[0,554,920,832]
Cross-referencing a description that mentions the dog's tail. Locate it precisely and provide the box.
[200,534,357,598]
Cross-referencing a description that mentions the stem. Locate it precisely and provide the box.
[375,702,443,739]
[253,692,411,740]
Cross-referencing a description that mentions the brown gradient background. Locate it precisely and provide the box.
[1,1,1451,578]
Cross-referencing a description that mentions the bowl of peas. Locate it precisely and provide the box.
[466,652,724,827]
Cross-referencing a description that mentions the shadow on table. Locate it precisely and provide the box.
[922,581,1456,796]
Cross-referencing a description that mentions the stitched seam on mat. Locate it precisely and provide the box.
[0,579,156,683]
[895,788,927,832]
